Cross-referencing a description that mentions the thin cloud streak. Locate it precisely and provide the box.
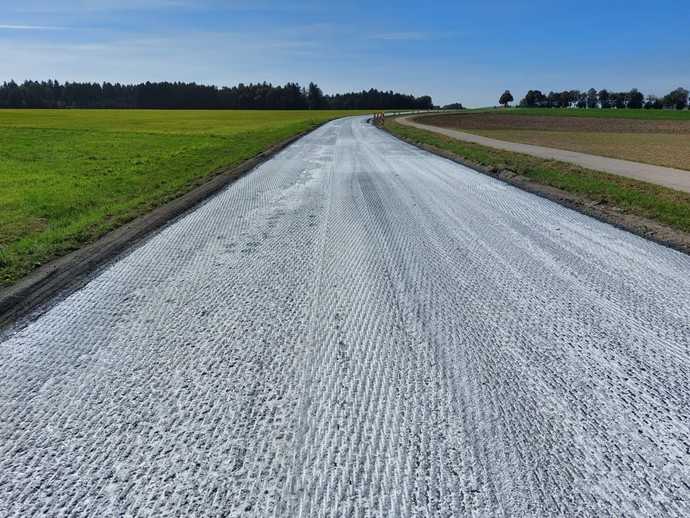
[369,31,428,41]
[0,24,67,30]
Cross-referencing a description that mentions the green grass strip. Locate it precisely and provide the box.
[386,120,690,233]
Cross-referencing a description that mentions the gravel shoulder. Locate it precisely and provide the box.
[399,114,690,193]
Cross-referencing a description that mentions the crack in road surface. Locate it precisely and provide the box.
[1,117,689,517]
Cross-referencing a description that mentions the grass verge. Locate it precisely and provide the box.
[385,119,690,243]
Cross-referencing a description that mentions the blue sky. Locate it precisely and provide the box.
[1,0,689,106]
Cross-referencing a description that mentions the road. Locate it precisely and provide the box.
[398,114,690,194]
[1,116,689,517]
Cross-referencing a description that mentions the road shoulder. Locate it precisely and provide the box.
[383,118,690,256]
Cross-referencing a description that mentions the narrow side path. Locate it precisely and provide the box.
[398,114,690,193]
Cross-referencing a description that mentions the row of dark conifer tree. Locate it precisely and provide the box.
[0,80,434,110]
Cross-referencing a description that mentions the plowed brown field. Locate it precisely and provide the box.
[419,113,690,170]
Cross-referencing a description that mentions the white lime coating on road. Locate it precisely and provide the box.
[398,114,690,193]
[1,117,689,517]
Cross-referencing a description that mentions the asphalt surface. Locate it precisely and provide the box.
[1,116,689,517]
[399,114,690,193]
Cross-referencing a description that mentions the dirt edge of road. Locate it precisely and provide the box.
[0,124,323,328]
[381,124,690,256]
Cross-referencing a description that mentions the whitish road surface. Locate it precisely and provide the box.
[398,114,690,193]
[1,117,689,517]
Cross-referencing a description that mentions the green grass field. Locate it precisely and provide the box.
[386,120,690,233]
[0,109,367,286]
[478,107,690,120]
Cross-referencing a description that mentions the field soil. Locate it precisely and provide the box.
[417,112,690,171]
[421,112,690,133]
[468,130,690,171]
[468,107,690,121]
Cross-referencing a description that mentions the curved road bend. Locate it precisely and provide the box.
[1,116,689,517]
[398,114,690,194]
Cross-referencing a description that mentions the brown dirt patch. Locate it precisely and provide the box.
[419,113,690,134]
[469,130,690,171]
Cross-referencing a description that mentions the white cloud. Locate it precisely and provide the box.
[369,32,428,41]
[10,0,287,14]
[0,24,66,30]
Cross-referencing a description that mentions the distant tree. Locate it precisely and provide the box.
[611,92,627,109]
[499,90,514,108]
[627,88,644,109]
[519,90,547,107]
[663,87,689,110]
[307,82,324,109]
[575,91,587,108]
[0,79,433,110]
[546,91,560,108]
[416,96,434,109]
[644,95,663,109]
[557,90,576,108]
[598,89,611,109]
[586,88,598,109]
[442,102,464,110]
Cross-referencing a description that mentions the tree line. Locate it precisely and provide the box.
[0,80,434,110]
[498,88,689,110]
